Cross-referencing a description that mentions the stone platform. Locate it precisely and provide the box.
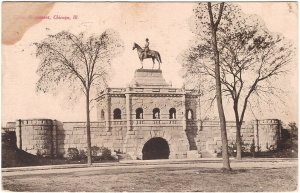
[130,69,171,88]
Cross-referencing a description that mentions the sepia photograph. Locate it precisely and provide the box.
[2,1,298,192]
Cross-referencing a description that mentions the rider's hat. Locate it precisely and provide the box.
[146,38,149,41]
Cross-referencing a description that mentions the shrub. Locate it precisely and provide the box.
[2,131,16,148]
[67,148,79,160]
[67,146,114,161]
[114,149,122,154]
[100,147,112,160]
[79,149,87,160]
[217,140,249,157]
[91,146,101,156]
[90,146,114,161]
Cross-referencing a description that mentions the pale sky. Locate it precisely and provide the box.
[2,2,298,125]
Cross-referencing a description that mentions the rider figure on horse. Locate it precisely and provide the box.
[143,38,150,58]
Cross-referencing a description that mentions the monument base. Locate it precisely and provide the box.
[130,68,171,88]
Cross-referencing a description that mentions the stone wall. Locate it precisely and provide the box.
[193,121,254,156]
[56,121,126,157]
[6,118,281,158]
[253,119,281,151]
[124,123,189,159]
[15,119,54,156]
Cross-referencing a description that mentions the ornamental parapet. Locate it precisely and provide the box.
[200,120,242,127]
[18,119,54,126]
[252,119,280,125]
[96,87,200,98]
[62,121,106,127]
[130,119,183,127]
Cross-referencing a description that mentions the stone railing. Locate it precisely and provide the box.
[62,121,106,127]
[110,120,127,126]
[130,119,183,126]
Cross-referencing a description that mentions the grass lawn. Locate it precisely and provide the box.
[2,166,297,192]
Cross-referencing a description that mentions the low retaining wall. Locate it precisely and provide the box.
[56,122,126,157]
[5,118,281,158]
[193,121,254,155]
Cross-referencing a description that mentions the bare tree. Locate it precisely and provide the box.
[181,3,295,160]
[191,2,231,170]
[219,23,294,159]
[35,30,124,165]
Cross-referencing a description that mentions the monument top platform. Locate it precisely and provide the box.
[135,68,162,73]
[130,68,171,88]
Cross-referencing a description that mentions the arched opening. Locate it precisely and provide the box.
[113,108,121,119]
[153,108,160,119]
[136,108,143,119]
[186,109,193,120]
[169,108,176,119]
[100,110,105,120]
[142,137,170,160]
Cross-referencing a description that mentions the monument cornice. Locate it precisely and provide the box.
[129,92,184,97]
[96,88,200,100]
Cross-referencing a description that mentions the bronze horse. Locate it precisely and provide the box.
[132,43,162,69]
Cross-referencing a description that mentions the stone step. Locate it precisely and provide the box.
[200,151,218,158]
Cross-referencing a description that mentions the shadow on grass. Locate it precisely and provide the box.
[196,167,288,175]
[196,168,248,174]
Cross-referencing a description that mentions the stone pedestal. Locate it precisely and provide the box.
[130,69,171,88]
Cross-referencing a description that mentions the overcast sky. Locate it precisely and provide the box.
[2,2,297,124]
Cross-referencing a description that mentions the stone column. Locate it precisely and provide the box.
[16,119,22,150]
[253,119,260,152]
[52,120,57,157]
[105,94,110,131]
[125,87,131,131]
[197,94,201,131]
[278,120,282,140]
[182,93,186,131]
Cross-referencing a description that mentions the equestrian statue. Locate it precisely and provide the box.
[132,38,162,69]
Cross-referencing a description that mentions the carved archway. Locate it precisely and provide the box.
[135,131,175,160]
[142,137,170,160]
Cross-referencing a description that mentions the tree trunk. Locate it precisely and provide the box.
[234,104,242,160]
[211,29,231,170]
[236,123,242,160]
[86,90,92,166]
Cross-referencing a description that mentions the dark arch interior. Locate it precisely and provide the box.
[142,137,170,160]
[113,108,121,119]
[101,110,105,120]
[136,108,143,119]
[153,108,160,119]
[169,108,176,119]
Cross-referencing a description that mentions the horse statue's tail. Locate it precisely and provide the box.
[158,52,162,63]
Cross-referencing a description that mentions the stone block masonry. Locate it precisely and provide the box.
[9,118,281,158]
[6,69,282,159]
[15,119,54,156]
[55,121,125,157]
